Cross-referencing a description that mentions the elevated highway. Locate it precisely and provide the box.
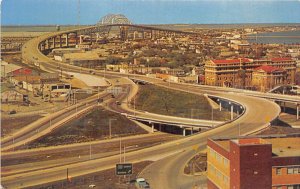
[1,25,292,188]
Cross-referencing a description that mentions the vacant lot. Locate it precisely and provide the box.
[1,115,43,137]
[28,107,147,148]
[134,84,232,121]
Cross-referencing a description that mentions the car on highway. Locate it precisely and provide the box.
[9,110,16,115]
[136,178,150,189]
[116,101,121,105]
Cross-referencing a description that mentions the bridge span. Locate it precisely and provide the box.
[5,24,289,189]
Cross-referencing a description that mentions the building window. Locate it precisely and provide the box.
[223,158,229,167]
[276,168,282,175]
[287,168,294,174]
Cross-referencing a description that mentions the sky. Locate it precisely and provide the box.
[1,0,300,25]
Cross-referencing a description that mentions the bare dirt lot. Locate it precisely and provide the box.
[26,107,148,148]
[1,115,43,137]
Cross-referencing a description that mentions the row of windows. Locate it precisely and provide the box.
[208,163,229,185]
[276,184,300,189]
[208,147,229,167]
[276,166,300,175]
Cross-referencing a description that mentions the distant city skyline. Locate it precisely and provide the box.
[2,0,300,25]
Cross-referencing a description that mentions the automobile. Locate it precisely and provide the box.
[111,94,115,98]
[116,101,121,105]
[9,110,16,115]
[88,184,96,188]
[136,178,150,189]
[139,182,150,189]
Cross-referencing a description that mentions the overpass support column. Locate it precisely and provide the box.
[151,30,155,40]
[191,128,194,135]
[53,37,56,48]
[59,35,62,48]
[151,123,154,133]
[159,124,162,131]
[297,104,299,120]
[47,39,51,49]
[182,127,186,136]
[219,102,222,111]
[80,35,83,44]
[231,104,234,120]
[65,34,69,47]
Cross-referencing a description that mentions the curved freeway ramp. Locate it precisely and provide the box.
[3,27,282,188]
[1,92,280,188]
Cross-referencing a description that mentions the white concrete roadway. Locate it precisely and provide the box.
[1,88,281,188]
[1,91,110,151]
[66,72,110,87]
[13,30,286,189]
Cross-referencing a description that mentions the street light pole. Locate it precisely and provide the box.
[123,145,138,163]
[109,119,116,139]
[119,137,122,163]
[89,143,92,160]
[211,107,214,127]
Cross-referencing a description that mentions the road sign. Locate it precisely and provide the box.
[116,163,133,175]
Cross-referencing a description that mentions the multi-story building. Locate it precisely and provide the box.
[205,58,296,89]
[252,65,287,92]
[207,136,300,189]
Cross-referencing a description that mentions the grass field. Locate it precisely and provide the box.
[134,85,232,121]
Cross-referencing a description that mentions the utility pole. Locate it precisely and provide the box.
[109,119,116,139]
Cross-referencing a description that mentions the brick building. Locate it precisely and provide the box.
[252,65,287,92]
[207,136,300,189]
[204,58,296,89]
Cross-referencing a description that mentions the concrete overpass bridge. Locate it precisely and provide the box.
[33,24,197,54]
[2,24,288,189]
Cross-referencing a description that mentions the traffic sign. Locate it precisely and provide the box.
[116,163,133,175]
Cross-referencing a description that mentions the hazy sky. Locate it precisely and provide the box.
[2,0,300,25]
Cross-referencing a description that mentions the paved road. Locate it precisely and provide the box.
[1,92,112,151]
[1,91,280,188]
[138,84,280,189]
[2,133,180,177]
[6,30,284,189]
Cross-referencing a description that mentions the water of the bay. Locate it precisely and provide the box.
[247,30,300,44]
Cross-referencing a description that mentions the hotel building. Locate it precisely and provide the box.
[204,58,296,90]
[207,136,300,189]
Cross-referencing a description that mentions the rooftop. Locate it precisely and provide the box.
[213,137,300,157]
[271,57,293,62]
[254,65,285,74]
[212,58,251,65]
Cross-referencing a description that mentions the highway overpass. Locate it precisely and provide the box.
[2,24,294,188]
